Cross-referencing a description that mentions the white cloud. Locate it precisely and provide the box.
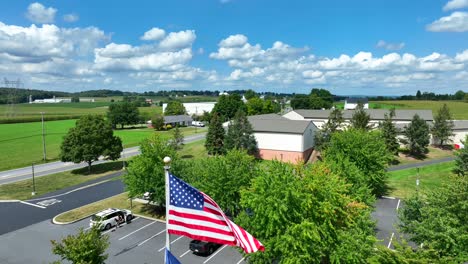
[26,2,57,24]
[376,40,405,50]
[426,11,468,32]
[443,0,468,11]
[159,30,196,50]
[455,49,468,61]
[219,34,248,47]
[63,14,79,23]
[141,27,165,41]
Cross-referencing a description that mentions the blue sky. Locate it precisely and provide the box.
[0,0,467,95]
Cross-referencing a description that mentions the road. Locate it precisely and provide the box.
[0,133,206,185]
[387,157,455,171]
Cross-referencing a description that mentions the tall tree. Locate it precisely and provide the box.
[60,115,122,173]
[212,94,246,121]
[246,97,264,115]
[350,102,371,130]
[324,129,391,196]
[179,150,257,215]
[262,99,280,114]
[224,110,258,156]
[107,101,140,129]
[399,176,468,262]
[51,225,109,264]
[454,135,468,176]
[309,88,333,109]
[431,104,455,146]
[379,109,399,156]
[404,114,430,156]
[454,90,465,100]
[416,90,422,99]
[291,94,310,109]
[314,108,344,151]
[164,100,186,115]
[170,125,184,150]
[237,161,376,263]
[124,135,180,205]
[204,113,226,155]
[151,114,165,131]
[244,89,258,100]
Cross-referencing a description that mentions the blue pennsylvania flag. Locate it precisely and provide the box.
[165,248,181,264]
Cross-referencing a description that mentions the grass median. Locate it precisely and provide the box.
[387,161,455,199]
[0,161,123,200]
[55,192,165,223]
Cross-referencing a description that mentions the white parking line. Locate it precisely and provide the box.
[20,201,46,209]
[137,229,166,246]
[387,232,395,248]
[203,244,227,264]
[180,250,191,258]
[118,221,156,240]
[236,257,246,264]
[158,236,184,252]
[396,199,401,210]
[99,218,140,235]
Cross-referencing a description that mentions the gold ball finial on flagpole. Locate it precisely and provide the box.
[163,156,171,164]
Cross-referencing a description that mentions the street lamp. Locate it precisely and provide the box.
[31,163,36,196]
[40,112,46,162]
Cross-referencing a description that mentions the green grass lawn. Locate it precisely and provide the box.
[0,119,205,171]
[179,139,207,159]
[395,146,454,166]
[387,161,455,199]
[0,161,123,200]
[0,102,162,123]
[54,192,164,223]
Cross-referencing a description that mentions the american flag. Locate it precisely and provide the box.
[167,174,265,254]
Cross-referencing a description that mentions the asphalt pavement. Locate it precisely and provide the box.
[387,156,455,171]
[0,133,206,185]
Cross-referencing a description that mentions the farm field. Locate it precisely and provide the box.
[0,102,162,123]
[334,100,468,119]
[387,161,455,199]
[0,120,206,171]
[373,100,468,119]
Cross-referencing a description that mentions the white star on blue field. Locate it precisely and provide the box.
[0,0,466,95]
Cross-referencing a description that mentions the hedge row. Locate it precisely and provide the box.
[0,115,88,124]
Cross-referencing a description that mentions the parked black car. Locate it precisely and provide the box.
[189,240,222,255]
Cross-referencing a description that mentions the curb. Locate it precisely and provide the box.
[133,213,166,224]
[0,199,20,203]
[52,193,125,225]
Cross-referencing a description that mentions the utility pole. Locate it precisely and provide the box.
[31,163,36,196]
[40,112,46,162]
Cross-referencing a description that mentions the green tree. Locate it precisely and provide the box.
[454,90,465,100]
[212,94,246,121]
[325,129,391,196]
[454,135,468,176]
[416,90,422,99]
[431,104,454,146]
[399,176,468,261]
[107,101,140,129]
[51,225,109,264]
[71,95,80,103]
[60,115,122,173]
[350,102,371,130]
[164,100,186,115]
[309,88,333,109]
[262,99,280,114]
[314,108,344,151]
[151,114,165,131]
[244,89,258,100]
[403,114,430,156]
[224,110,258,156]
[465,93,468,103]
[180,150,257,215]
[171,125,184,150]
[124,135,180,205]
[204,113,225,155]
[290,94,309,109]
[237,161,376,263]
[246,97,264,115]
[379,109,399,156]
[200,110,212,123]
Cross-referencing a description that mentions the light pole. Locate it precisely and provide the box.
[31,163,36,196]
[40,112,46,162]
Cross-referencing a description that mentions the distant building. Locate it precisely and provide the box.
[344,97,369,110]
[145,98,153,105]
[452,120,468,145]
[33,96,72,103]
[162,102,216,116]
[219,91,229,96]
[163,115,193,127]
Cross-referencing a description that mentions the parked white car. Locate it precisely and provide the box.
[89,208,134,230]
[192,121,205,127]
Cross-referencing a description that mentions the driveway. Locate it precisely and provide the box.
[0,217,247,264]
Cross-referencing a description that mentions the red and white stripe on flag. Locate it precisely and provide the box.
[167,174,264,254]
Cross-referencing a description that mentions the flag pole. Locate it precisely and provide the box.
[164,156,171,263]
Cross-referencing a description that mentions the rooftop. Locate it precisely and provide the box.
[345,97,369,104]
[247,114,314,134]
[292,109,434,121]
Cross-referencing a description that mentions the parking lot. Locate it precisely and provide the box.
[0,216,247,264]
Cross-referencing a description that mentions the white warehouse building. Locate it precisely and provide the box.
[162,102,216,116]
